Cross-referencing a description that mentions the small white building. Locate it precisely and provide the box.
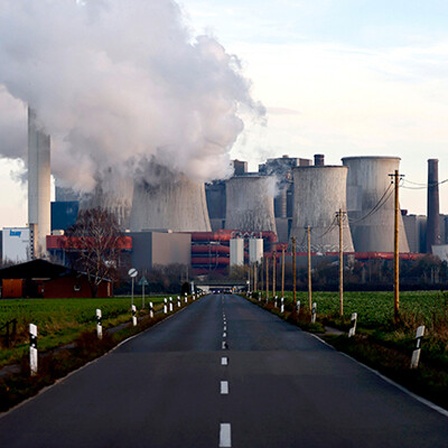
[2,227,30,263]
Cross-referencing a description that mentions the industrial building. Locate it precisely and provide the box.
[2,104,447,282]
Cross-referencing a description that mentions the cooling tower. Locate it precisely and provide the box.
[342,156,410,253]
[225,175,277,234]
[130,170,211,232]
[28,107,51,258]
[291,166,354,252]
[427,159,441,253]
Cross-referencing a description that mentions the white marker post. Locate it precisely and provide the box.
[149,302,154,319]
[348,312,357,338]
[411,325,425,369]
[185,292,188,303]
[296,300,301,315]
[177,296,181,308]
[311,302,317,323]
[96,308,103,340]
[131,304,137,327]
[280,297,285,314]
[164,298,168,314]
[29,323,38,376]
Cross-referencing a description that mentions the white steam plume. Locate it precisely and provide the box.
[0,0,264,193]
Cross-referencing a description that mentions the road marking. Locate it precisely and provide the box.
[222,341,228,350]
[223,332,227,338]
[219,423,232,447]
[221,356,228,366]
[223,325,227,331]
[220,381,229,395]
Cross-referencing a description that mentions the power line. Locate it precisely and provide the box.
[348,183,394,225]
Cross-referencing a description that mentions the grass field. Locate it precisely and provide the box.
[0,296,167,368]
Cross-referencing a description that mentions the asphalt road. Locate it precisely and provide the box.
[1,294,448,447]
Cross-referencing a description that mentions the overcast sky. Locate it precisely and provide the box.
[1,0,448,228]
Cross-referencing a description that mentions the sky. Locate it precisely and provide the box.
[1,0,448,228]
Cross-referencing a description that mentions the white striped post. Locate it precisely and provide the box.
[411,325,425,369]
[164,298,168,314]
[169,297,173,312]
[280,297,285,314]
[149,302,154,319]
[296,300,301,315]
[29,323,38,376]
[274,295,278,308]
[348,312,357,338]
[185,292,188,303]
[131,304,137,326]
[311,302,317,323]
[177,296,181,308]
[96,308,103,339]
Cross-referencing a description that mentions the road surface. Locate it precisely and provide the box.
[1,294,447,447]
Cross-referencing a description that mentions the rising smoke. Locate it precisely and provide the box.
[0,0,264,195]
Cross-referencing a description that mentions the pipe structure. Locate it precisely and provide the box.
[130,168,211,232]
[28,107,51,258]
[426,159,441,253]
[342,156,410,253]
[225,175,277,234]
[291,166,354,253]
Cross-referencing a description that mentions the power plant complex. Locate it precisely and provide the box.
[1,109,447,277]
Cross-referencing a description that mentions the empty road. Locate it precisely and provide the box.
[1,294,447,447]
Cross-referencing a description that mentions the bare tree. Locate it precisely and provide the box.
[64,208,126,297]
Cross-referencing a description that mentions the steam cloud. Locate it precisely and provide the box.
[0,0,264,194]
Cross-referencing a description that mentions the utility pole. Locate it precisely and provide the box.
[390,170,403,322]
[336,209,346,317]
[281,245,285,298]
[272,251,277,298]
[292,237,297,303]
[306,226,312,311]
[265,256,269,300]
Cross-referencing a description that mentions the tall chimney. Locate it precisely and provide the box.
[28,108,51,258]
[426,158,441,253]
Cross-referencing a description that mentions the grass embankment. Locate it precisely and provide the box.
[0,295,188,412]
[250,290,448,410]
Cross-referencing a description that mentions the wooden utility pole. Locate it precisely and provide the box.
[336,209,345,317]
[272,251,277,298]
[265,256,269,300]
[307,226,312,311]
[292,237,297,303]
[281,246,285,298]
[392,170,401,321]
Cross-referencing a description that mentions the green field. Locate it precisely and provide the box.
[0,296,167,368]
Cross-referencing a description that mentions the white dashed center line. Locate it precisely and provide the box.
[219,423,232,447]
[221,356,228,366]
[220,381,229,395]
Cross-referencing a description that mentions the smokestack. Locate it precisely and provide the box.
[314,154,325,166]
[427,159,441,253]
[28,107,51,258]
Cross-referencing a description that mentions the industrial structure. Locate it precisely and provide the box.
[342,156,410,253]
[28,108,51,258]
[130,165,211,233]
[225,175,277,234]
[2,104,447,279]
[290,160,354,252]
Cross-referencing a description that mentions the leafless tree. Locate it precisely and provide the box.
[64,208,127,297]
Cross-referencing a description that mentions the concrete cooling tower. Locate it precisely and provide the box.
[291,166,354,252]
[342,156,410,253]
[130,171,211,233]
[225,175,277,234]
[28,107,51,258]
